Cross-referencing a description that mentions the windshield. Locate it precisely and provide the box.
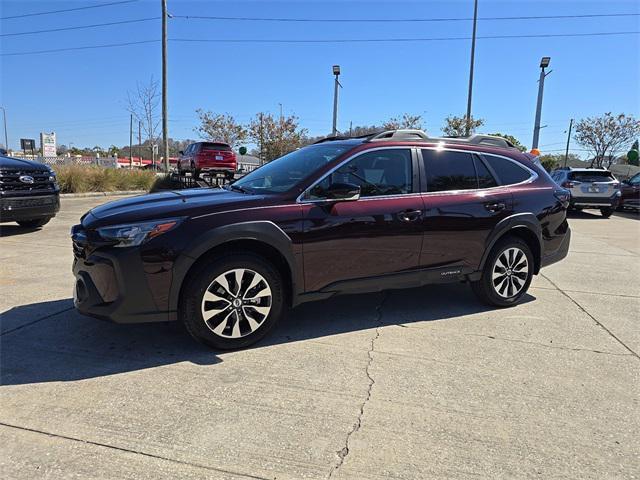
[569,171,615,182]
[231,143,353,193]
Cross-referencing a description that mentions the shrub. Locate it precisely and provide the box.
[53,165,156,193]
[149,174,179,192]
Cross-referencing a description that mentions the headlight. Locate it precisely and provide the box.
[97,218,184,248]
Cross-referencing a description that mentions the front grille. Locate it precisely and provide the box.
[1,195,57,208]
[0,169,55,193]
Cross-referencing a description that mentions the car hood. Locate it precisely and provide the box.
[0,155,50,171]
[83,188,271,227]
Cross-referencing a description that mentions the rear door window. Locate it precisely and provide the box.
[568,171,615,182]
[422,150,477,192]
[474,156,498,188]
[483,154,532,185]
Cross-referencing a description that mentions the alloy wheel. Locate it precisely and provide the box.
[201,268,272,338]
[491,247,529,299]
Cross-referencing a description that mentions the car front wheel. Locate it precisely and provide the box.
[180,253,284,349]
[17,218,51,228]
[471,236,533,307]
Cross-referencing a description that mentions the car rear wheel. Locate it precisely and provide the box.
[471,236,533,307]
[16,218,51,228]
[180,253,284,350]
[600,207,613,218]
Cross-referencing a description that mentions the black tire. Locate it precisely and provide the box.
[600,207,613,218]
[16,218,51,228]
[471,236,534,308]
[180,253,285,350]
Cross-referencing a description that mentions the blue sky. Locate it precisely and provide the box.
[1,0,639,157]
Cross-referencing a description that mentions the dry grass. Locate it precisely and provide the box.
[53,165,157,193]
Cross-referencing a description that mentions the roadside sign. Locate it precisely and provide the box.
[20,138,35,151]
[40,132,56,157]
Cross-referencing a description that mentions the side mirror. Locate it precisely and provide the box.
[178,150,184,155]
[325,182,360,201]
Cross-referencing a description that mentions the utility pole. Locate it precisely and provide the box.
[259,112,264,165]
[0,107,8,151]
[563,118,573,168]
[161,0,169,171]
[129,114,133,169]
[532,56,551,150]
[138,121,142,167]
[349,121,353,137]
[332,65,341,136]
[465,0,479,137]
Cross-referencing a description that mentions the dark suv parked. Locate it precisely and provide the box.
[0,155,60,228]
[72,130,571,349]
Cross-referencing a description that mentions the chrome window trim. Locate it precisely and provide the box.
[296,146,416,204]
[296,145,539,204]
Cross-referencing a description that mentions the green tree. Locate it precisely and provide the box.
[248,112,307,162]
[442,115,484,137]
[194,109,248,148]
[487,133,526,151]
[574,113,640,168]
[383,113,424,130]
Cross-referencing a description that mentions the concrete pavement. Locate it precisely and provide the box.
[1,197,638,479]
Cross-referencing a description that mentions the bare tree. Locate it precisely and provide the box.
[194,109,247,148]
[574,113,640,168]
[442,114,484,137]
[126,76,160,158]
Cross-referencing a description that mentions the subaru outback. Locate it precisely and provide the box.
[72,130,571,349]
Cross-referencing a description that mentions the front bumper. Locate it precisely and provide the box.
[0,194,60,222]
[72,246,173,324]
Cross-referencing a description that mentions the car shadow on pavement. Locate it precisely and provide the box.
[0,284,535,387]
[0,224,42,237]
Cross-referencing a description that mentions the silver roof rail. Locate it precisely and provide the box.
[367,129,429,141]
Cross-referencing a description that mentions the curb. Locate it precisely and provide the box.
[60,190,146,199]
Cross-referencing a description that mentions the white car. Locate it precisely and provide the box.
[550,168,621,218]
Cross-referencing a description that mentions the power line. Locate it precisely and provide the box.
[169,31,640,44]
[171,12,640,23]
[2,31,638,56]
[0,40,159,57]
[0,0,140,20]
[0,18,159,37]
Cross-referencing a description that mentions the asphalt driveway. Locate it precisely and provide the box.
[1,196,638,479]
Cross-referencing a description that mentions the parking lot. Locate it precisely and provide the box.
[1,195,638,479]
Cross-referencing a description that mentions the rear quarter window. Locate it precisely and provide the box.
[483,154,532,185]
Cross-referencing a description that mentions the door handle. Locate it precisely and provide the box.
[484,201,506,212]
[398,209,422,222]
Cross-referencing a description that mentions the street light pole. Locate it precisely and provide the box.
[465,0,479,136]
[332,65,341,136]
[0,106,8,151]
[161,0,169,171]
[532,56,551,150]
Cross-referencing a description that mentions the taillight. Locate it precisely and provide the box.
[612,182,621,189]
[561,181,575,188]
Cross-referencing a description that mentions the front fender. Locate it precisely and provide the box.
[167,220,300,318]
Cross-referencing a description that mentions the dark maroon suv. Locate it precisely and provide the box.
[72,130,571,349]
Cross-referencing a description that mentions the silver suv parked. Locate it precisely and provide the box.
[551,168,621,218]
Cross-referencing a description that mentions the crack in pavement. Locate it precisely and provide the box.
[541,273,639,360]
[464,333,633,356]
[0,422,270,480]
[327,292,388,479]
